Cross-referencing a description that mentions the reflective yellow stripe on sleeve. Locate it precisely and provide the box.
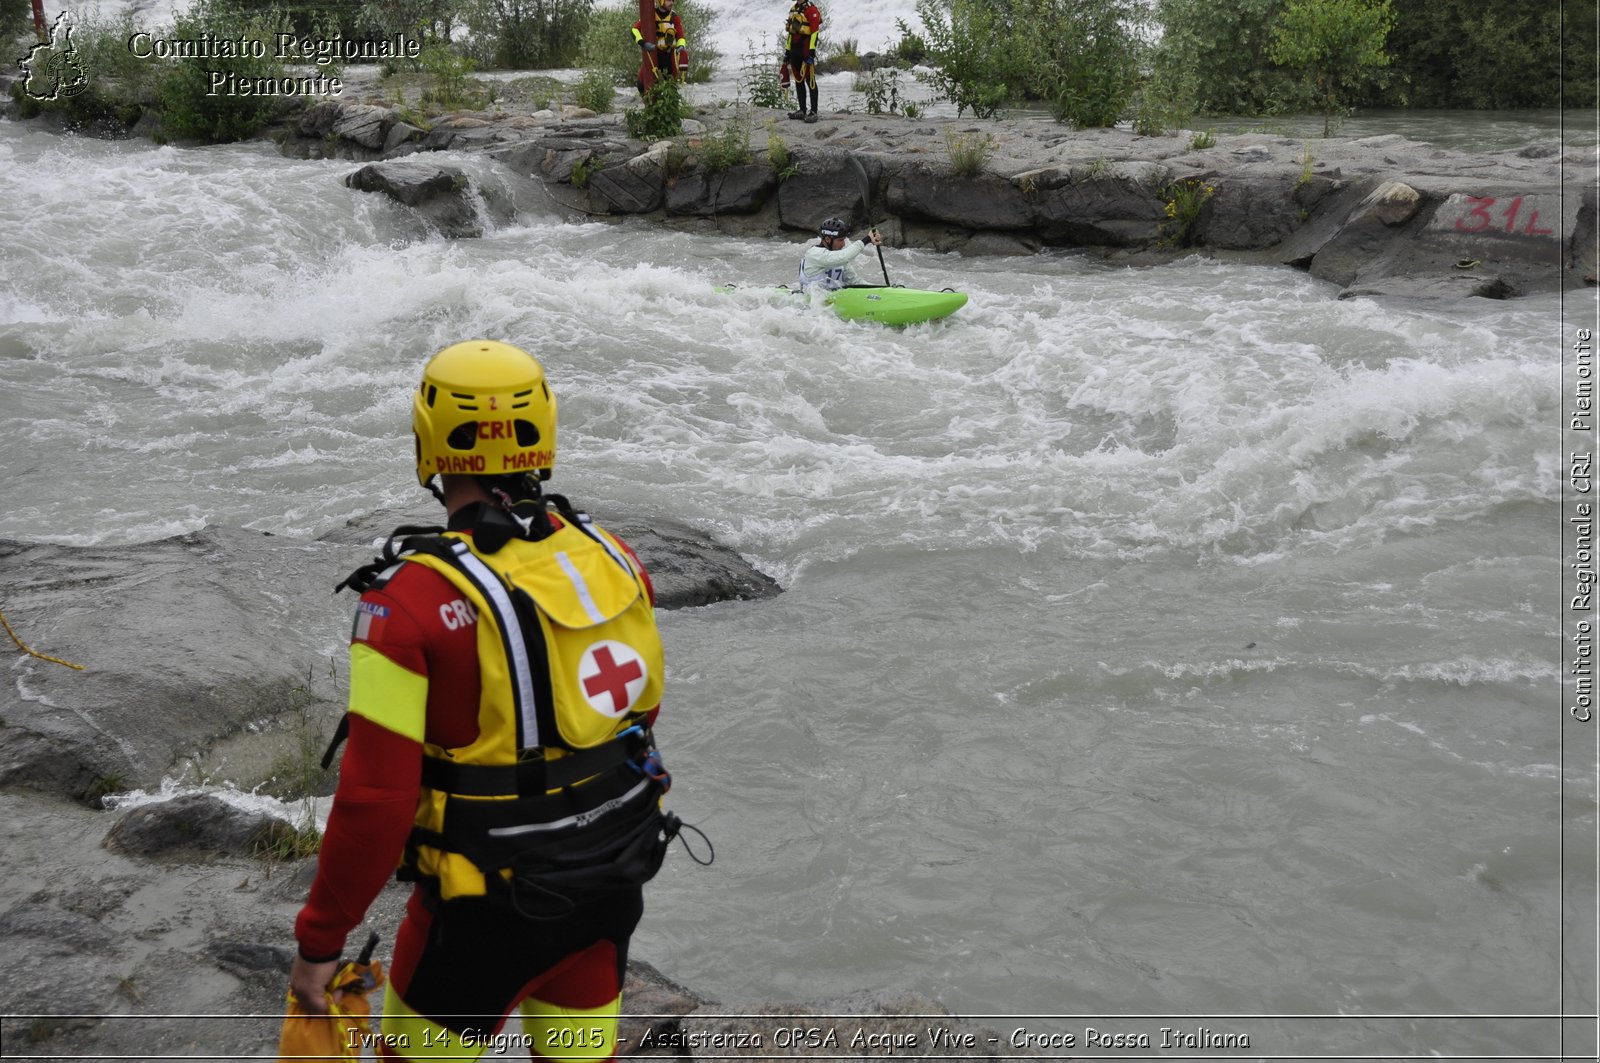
[348,641,427,743]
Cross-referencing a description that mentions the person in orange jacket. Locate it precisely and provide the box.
[632,0,689,94]
[783,0,822,121]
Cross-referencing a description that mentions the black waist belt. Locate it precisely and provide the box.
[422,729,652,797]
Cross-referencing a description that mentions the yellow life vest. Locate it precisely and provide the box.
[396,516,667,905]
[654,14,680,49]
[786,1,820,41]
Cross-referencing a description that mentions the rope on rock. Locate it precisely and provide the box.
[0,606,85,670]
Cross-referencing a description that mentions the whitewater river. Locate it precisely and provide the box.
[1,109,1595,1059]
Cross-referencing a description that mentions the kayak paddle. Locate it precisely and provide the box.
[848,155,891,287]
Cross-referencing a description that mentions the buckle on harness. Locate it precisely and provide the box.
[630,748,671,793]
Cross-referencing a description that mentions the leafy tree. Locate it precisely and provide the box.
[465,0,592,69]
[1151,0,1313,115]
[359,0,459,41]
[228,0,364,39]
[1036,0,1146,127]
[156,0,295,142]
[2,0,35,48]
[1378,0,1593,109]
[1268,0,1395,134]
[909,0,1145,124]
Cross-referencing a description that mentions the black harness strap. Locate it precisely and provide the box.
[419,724,654,797]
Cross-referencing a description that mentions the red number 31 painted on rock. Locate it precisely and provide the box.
[1455,195,1555,237]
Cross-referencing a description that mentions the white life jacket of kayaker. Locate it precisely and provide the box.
[798,258,845,292]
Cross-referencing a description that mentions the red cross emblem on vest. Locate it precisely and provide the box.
[579,640,647,717]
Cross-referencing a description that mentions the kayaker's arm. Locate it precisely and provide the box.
[806,239,867,269]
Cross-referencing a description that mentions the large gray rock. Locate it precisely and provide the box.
[344,159,484,238]
[0,528,359,802]
[666,162,779,216]
[1016,161,1168,246]
[887,164,1035,232]
[102,793,296,859]
[778,149,875,233]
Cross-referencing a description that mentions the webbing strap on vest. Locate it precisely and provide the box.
[405,534,558,752]
[419,725,654,797]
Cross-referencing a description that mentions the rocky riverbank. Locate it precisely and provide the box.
[5,65,1593,300]
[262,92,1598,303]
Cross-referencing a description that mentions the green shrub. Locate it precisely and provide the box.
[906,0,1144,124]
[857,67,903,115]
[893,26,927,65]
[570,154,596,187]
[1131,64,1197,137]
[902,6,1008,117]
[1150,0,1314,116]
[416,38,481,108]
[697,119,750,171]
[1160,177,1215,247]
[766,125,797,179]
[944,128,997,177]
[156,0,295,143]
[737,34,788,109]
[573,65,617,111]
[463,0,593,69]
[818,36,859,73]
[625,73,686,138]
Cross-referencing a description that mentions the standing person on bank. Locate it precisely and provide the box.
[289,340,685,1060]
[633,0,690,94]
[783,0,822,121]
[799,217,882,292]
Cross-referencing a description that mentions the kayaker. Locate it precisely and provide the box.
[289,340,685,1058]
[632,0,690,94]
[783,0,822,121]
[799,217,883,292]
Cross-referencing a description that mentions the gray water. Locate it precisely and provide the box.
[1,110,1593,1058]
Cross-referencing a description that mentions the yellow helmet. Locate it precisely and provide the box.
[412,340,557,487]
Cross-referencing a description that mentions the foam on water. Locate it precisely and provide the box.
[4,144,1566,566]
[102,777,331,831]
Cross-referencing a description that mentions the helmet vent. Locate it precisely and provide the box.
[425,384,438,407]
[514,420,541,447]
[446,422,478,450]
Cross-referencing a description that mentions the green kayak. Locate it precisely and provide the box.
[825,286,968,325]
[719,284,968,326]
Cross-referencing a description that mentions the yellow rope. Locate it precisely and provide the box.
[0,607,85,671]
